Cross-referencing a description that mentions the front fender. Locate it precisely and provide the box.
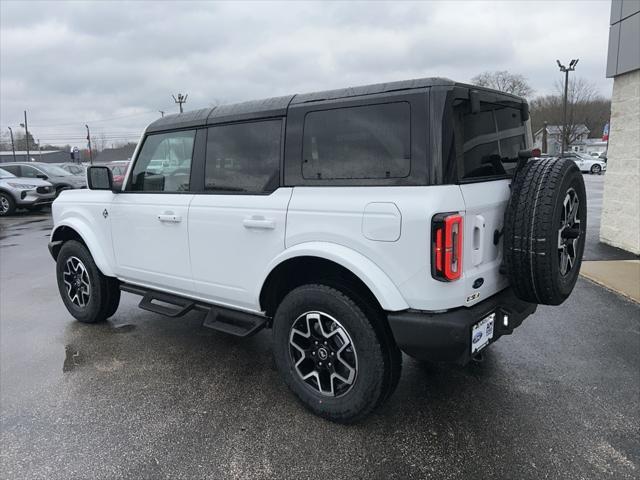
[260,242,409,311]
[51,216,116,277]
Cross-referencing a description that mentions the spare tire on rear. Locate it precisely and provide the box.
[504,157,586,305]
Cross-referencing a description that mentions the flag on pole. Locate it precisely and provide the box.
[602,123,609,141]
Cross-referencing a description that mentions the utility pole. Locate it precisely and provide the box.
[159,110,165,117]
[20,111,30,160]
[85,124,93,165]
[556,59,579,157]
[172,93,188,113]
[7,127,16,162]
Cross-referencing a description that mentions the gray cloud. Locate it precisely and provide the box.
[0,0,613,147]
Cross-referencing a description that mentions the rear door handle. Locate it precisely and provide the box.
[158,213,182,223]
[243,216,275,230]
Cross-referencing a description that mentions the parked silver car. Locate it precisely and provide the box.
[1,162,86,195]
[0,167,55,216]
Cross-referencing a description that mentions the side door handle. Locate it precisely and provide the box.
[158,213,182,223]
[243,216,275,230]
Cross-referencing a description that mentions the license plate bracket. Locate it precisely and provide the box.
[471,313,495,354]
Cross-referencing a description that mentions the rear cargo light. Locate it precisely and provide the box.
[431,213,463,281]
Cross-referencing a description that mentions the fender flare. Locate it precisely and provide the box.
[51,217,116,277]
[259,242,409,312]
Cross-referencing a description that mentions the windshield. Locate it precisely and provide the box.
[0,168,15,178]
[38,164,72,176]
[577,153,595,160]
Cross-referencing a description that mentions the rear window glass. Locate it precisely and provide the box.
[456,102,526,180]
[302,102,411,180]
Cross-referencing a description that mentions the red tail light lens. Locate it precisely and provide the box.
[431,213,463,281]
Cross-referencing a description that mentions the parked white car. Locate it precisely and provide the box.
[48,78,586,423]
[561,152,607,174]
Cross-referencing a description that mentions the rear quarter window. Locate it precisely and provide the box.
[302,102,411,180]
[455,101,526,181]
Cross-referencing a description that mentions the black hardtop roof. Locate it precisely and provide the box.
[145,77,522,133]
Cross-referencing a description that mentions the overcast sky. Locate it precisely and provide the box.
[1,0,613,148]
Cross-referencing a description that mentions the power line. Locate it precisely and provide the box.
[26,110,159,128]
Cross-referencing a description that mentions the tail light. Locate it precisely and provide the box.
[431,213,463,281]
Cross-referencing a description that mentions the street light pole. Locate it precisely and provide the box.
[556,59,579,157]
[85,124,93,165]
[7,127,16,162]
[20,111,30,161]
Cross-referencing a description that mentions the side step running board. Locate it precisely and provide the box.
[120,284,267,337]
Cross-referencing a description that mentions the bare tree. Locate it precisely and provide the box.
[530,77,610,146]
[471,70,534,98]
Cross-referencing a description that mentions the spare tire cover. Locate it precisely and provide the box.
[504,157,587,305]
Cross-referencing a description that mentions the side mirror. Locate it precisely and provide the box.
[87,166,115,191]
[36,174,48,180]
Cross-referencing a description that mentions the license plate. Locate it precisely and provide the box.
[471,313,495,354]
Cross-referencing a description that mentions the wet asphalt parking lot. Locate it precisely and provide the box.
[1,174,638,479]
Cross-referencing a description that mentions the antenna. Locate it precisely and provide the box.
[171,93,188,113]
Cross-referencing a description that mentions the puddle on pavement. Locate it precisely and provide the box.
[0,244,18,248]
[110,322,136,333]
[63,345,82,372]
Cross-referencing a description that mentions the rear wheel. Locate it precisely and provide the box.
[0,192,15,216]
[590,164,601,174]
[272,284,400,423]
[56,240,120,323]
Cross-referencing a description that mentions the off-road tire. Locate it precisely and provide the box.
[272,284,399,423]
[504,157,586,305]
[56,240,121,323]
[0,191,16,216]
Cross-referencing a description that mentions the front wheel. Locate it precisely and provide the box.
[56,240,120,323]
[0,192,16,216]
[590,164,602,174]
[272,284,400,423]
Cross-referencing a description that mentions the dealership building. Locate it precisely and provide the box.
[602,0,640,254]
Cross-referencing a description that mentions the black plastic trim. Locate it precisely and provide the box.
[387,287,537,364]
[120,283,268,337]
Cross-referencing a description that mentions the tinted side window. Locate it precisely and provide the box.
[457,102,526,180]
[302,102,411,180]
[21,165,41,178]
[205,120,281,193]
[1,165,20,176]
[127,130,195,192]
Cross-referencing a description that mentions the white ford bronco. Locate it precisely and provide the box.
[50,78,586,423]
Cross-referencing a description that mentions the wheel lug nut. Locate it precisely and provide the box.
[319,362,322,366]
[328,362,332,367]
[324,341,327,345]
[312,351,315,355]
[331,352,334,356]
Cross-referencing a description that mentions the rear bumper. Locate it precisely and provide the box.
[387,288,537,365]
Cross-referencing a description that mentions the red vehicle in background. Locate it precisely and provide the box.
[106,161,130,189]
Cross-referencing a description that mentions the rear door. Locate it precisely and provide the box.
[453,97,530,304]
[188,118,291,312]
[111,129,200,295]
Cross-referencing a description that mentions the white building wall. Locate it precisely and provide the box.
[600,69,640,254]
